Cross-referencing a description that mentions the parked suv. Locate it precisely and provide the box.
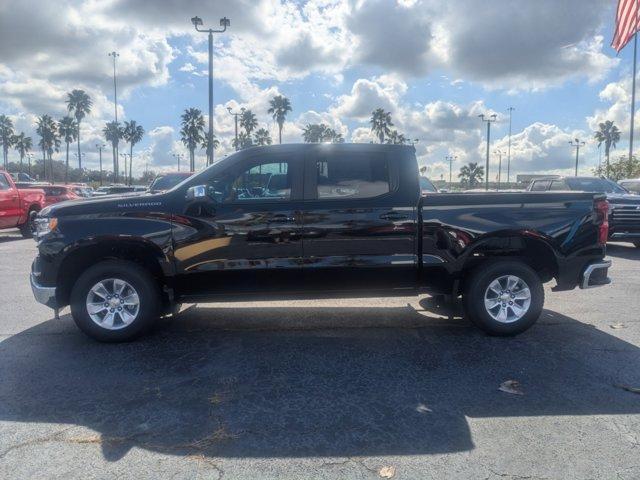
[528,176,640,247]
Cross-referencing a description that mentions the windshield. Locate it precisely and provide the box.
[565,178,628,194]
[150,173,191,191]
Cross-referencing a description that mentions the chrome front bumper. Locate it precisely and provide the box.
[580,259,612,289]
[30,273,57,308]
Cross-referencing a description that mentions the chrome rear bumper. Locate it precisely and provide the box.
[580,259,612,289]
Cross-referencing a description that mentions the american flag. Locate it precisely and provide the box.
[612,0,640,52]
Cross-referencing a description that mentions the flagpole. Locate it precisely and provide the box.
[630,3,639,169]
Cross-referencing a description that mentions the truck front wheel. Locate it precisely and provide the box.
[70,260,161,342]
[463,260,544,336]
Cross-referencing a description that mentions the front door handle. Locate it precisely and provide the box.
[380,212,408,220]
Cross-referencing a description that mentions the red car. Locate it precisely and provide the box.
[40,185,81,207]
[0,171,46,237]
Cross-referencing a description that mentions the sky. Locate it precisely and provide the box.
[0,0,637,181]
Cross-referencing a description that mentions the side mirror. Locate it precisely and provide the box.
[186,185,207,201]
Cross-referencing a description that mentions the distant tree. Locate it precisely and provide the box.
[302,123,344,143]
[180,108,206,172]
[66,89,92,169]
[386,130,407,145]
[254,128,272,146]
[594,120,621,177]
[36,115,60,182]
[123,120,145,185]
[268,95,292,144]
[370,108,393,144]
[233,131,253,150]
[240,109,258,136]
[0,115,15,170]
[201,133,220,165]
[103,121,123,183]
[58,116,78,183]
[11,132,32,173]
[594,154,640,181]
[458,162,484,189]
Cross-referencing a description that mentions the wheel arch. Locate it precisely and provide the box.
[56,238,171,307]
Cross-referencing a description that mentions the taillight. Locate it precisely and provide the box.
[594,199,609,246]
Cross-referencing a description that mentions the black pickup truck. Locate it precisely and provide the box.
[30,144,611,341]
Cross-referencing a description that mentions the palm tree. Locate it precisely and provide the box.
[201,134,220,164]
[254,128,272,146]
[302,123,343,143]
[123,120,145,185]
[458,162,484,189]
[103,121,123,183]
[370,108,393,144]
[0,115,15,170]
[267,95,292,144]
[58,116,78,183]
[36,115,59,182]
[232,132,253,150]
[180,108,206,172]
[240,109,258,136]
[11,132,32,173]
[66,90,92,169]
[594,120,621,177]
[386,130,407,145]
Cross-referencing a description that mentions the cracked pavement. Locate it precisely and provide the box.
[1,231,639,479]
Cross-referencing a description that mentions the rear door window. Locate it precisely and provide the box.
[0,174,9,190]
[549,180,568,191]
[530,180,550,191]
[315,153,390,199]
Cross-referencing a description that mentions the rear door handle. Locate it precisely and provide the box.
[380,212,408,220]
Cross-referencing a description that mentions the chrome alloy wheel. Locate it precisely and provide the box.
[483,275,531,324]
[86,278,140,330]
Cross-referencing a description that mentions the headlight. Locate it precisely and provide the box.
[34,217,58,239]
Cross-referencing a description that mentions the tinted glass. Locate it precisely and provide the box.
[0,175,9,190]
[549,180,568,191]
[530,180,550,191]
[316,153,389,199]
[207,160,291,203]
[620,180,640,193]
[43,187,65,196]
[150,174,190,191]
[419,177,437,193]
[565,178,627,194]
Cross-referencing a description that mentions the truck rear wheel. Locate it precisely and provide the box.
[70,260,160,342]
[18,210,38,238]
[463,260,544,336]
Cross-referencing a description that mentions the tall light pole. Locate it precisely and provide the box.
[445,155,457,187]
[506,107,514,186]
[227,106,244,151]
[26,153,33,177]
[73,153,85,183]
[108,51,120,174]
[494,149,503,190]
[96,144,105,186]
[172,153,185,172]
[569,138,585,177]
[191,15,230,166]
[479,113,497,191]
[120,153,131,184]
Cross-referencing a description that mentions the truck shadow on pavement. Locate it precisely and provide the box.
[607,242,640,260]
[1,303,639,461]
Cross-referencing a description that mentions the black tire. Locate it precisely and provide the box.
[634,241,640,248]
[463,260,544,336]
[70,260,161,342]
[18,209,37,238]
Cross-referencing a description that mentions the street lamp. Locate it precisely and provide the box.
[569,138,585,177]
[479,113,497,191]
[445,155,458,188]
[96,144,106,186]
[191,15,230,166]
[227,106,245,151]
[494,149,503,190]
[172,153,185,172]
[506,107,514,186]
[26,153,34,177]
[120,153,131,184]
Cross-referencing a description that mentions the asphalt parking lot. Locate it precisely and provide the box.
[0,231,639,479]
